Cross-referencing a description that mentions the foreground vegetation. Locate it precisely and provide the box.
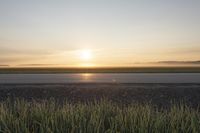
[0,99,200,133]
[0,67,200,74]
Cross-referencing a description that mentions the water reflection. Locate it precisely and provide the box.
[1,73,200,83]
[81,73,93,81]
[112,79,116,82]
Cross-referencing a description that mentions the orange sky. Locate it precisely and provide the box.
[0,0,200,67]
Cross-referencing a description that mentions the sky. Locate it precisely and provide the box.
[0,0,200,67]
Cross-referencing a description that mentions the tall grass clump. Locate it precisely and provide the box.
[0,99,200,133]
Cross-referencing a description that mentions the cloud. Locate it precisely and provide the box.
[0,64,9,67]
[17,64,61,67]
[168,46,200,55]
[157,61,200,64]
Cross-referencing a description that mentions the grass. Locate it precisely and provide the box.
[0,67,200,74]
[0,99,200,133]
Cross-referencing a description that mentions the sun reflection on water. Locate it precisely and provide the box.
[81,73,93,81]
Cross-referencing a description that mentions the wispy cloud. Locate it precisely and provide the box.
[17,64,62,67]
[157,61,200,64]
[167,46,200,55]
[0,64,9,67]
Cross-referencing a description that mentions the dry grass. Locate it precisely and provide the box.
[0,99,200,133]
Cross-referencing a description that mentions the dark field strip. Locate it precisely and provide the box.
[0,83,200,108]
[0,67,200,73]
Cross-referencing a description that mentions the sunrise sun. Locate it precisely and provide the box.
[80,49,92,60]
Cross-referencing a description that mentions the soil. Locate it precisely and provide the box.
[0,83,200,108]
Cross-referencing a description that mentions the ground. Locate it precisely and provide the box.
[0,83,200,108]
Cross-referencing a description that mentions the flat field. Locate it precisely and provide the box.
[0,67,200,74]
[0,84,200,107]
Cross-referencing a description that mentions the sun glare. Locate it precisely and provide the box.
[80,49,92,60]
